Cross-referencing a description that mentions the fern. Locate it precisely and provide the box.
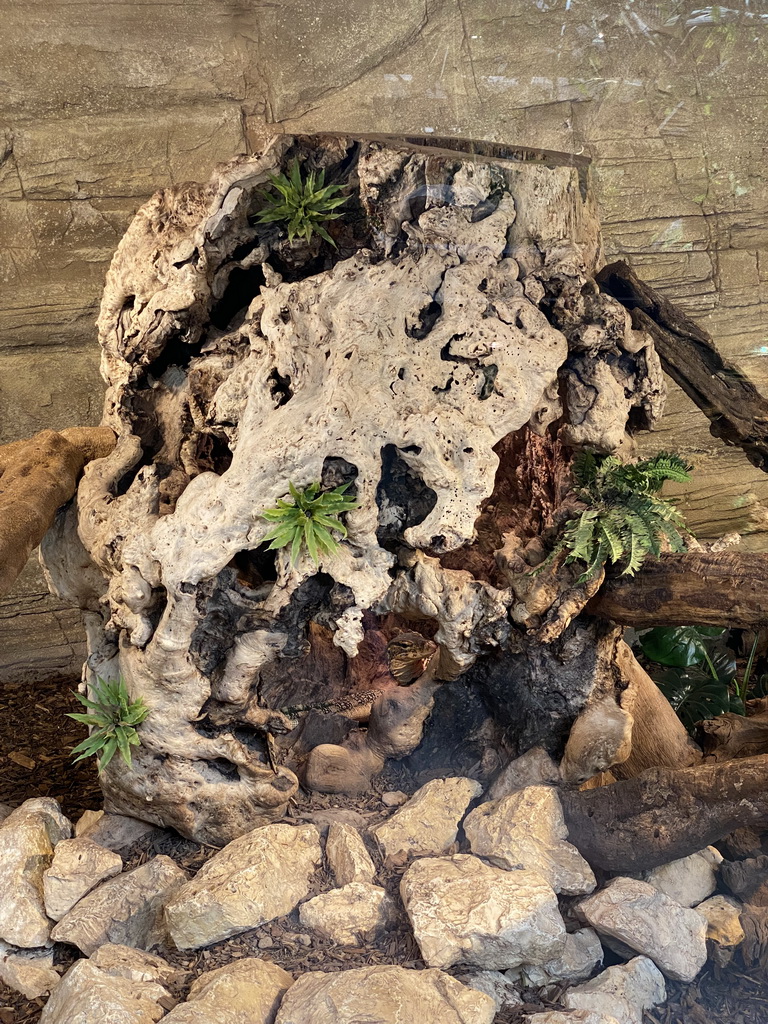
[542,450,692,584]
[260,481,358,565]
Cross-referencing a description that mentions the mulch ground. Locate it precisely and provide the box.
[0,675,766,1023]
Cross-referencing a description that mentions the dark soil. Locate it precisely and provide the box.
[0,675,766,1024]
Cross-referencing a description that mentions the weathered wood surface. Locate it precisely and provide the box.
[562,755,768,873]
[591,550,768,628]
[597,260,768,471]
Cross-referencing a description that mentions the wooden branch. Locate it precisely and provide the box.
[590,550,768,628]
[0,427,116,598]
[596,259,768,469]
[561,755,768,873]
[697,708,768,762]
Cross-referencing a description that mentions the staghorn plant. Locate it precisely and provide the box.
[252,159,348,247]
[543,450,693,584]
[260,481,358,565]
[68,676,149,773]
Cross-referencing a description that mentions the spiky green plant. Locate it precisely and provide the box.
[260,481,358,565]
[67,676,149,773]
[253,160,348,246]
[544,451,693,583]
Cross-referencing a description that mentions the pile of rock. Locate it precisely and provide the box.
[0,761,749,1024]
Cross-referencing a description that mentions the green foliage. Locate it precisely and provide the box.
[639,625,725,669]
[67,677,149,773]
[260,481,358,565]
[548,451,692,583]
[252,160,348,246]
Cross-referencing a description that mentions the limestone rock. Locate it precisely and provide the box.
[486,748,560,802]
[75,810,162,856]
[273,964,496,1024]
[381,791,408,807]
[299,882,396,945]
[462,969,522,1011]
[464,785,596,895]
[300,809,368,835]
[527,1012,621,1024]
[163,958,293,1024]
[563,956,666,1024]
[696,894,745,961]
[51,855,187,954]
[165,823,321,950]
[90,943,177,986]
[43,836,123,921]
[0,797,72,947]
[0,942,60,1000]
[638,847,721,908]
[401,854,566,970]
[38,954,170,1024]
[325,823,376,886]
[371,777,482,866]
[578,877,707,981]
[508,927,603,988]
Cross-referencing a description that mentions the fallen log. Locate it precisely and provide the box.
[590,550,768,628]
[561,754,768,873]
[697,706,768,762]
[596,259,768,470]
[0,427,116,599]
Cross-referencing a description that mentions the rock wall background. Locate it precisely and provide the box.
[2,0,767,681]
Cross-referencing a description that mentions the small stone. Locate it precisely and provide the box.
[371,777,482,866]
[578,877,707,981]
[462,970,522,1011]
[51,855,187,954]
[38,955,171,1024]
[464,786,596,895]
[43,837,123,921]
[381,791,408,807]
[508,927,603,988]
[401,854,566,970]
[0,798,72,947]
[325,823,376,886]
[75,811,162,856]
[273,964,496,1024]
[300,809,368,836]
[162,958,293,1024]
[0,942,60,1000]
[638,847,721,908]
[257,936,274,949]
[164,824,321,950]
[486,747,560,801]
[295,933,312,947]
[696,895,745,954]
[300,883,396,945]
[564,956,666,1024]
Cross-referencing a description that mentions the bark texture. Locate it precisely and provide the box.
[41,134,668,844]
[0,428,115,599]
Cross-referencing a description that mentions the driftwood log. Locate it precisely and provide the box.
[0,427,115,599]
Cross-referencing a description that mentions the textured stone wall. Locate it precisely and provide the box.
[2,0,767,680]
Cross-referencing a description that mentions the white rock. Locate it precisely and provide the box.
[0,942,60,1000]
[487,747,560,801]
[464,786,596,895]
[299,882,396,945]
[578,877,707,981]
[325,823,376,886]
[509,927,603,988]
[371,777,482,866]
[38,955,170,1024]
[273,964,496,1024]
[51,855,187,954]
[163,958,293,1024]
[381,791,408,807]
[0,797,72,947]
[696,894,745,951]
[43,837,123,921]
[89,943,177,985]
[463,969,522,1011]
[165,823,321,949]
[527,1012,621,1024]
[75,810,161,855]
[638,847,721,907]
[401,854,566,970]
[564,956,666,1024]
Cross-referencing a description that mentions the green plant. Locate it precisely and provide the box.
[252,160,348,246]
[68,677,150,773]
[545,451,692,583]
[260,481,358,565]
